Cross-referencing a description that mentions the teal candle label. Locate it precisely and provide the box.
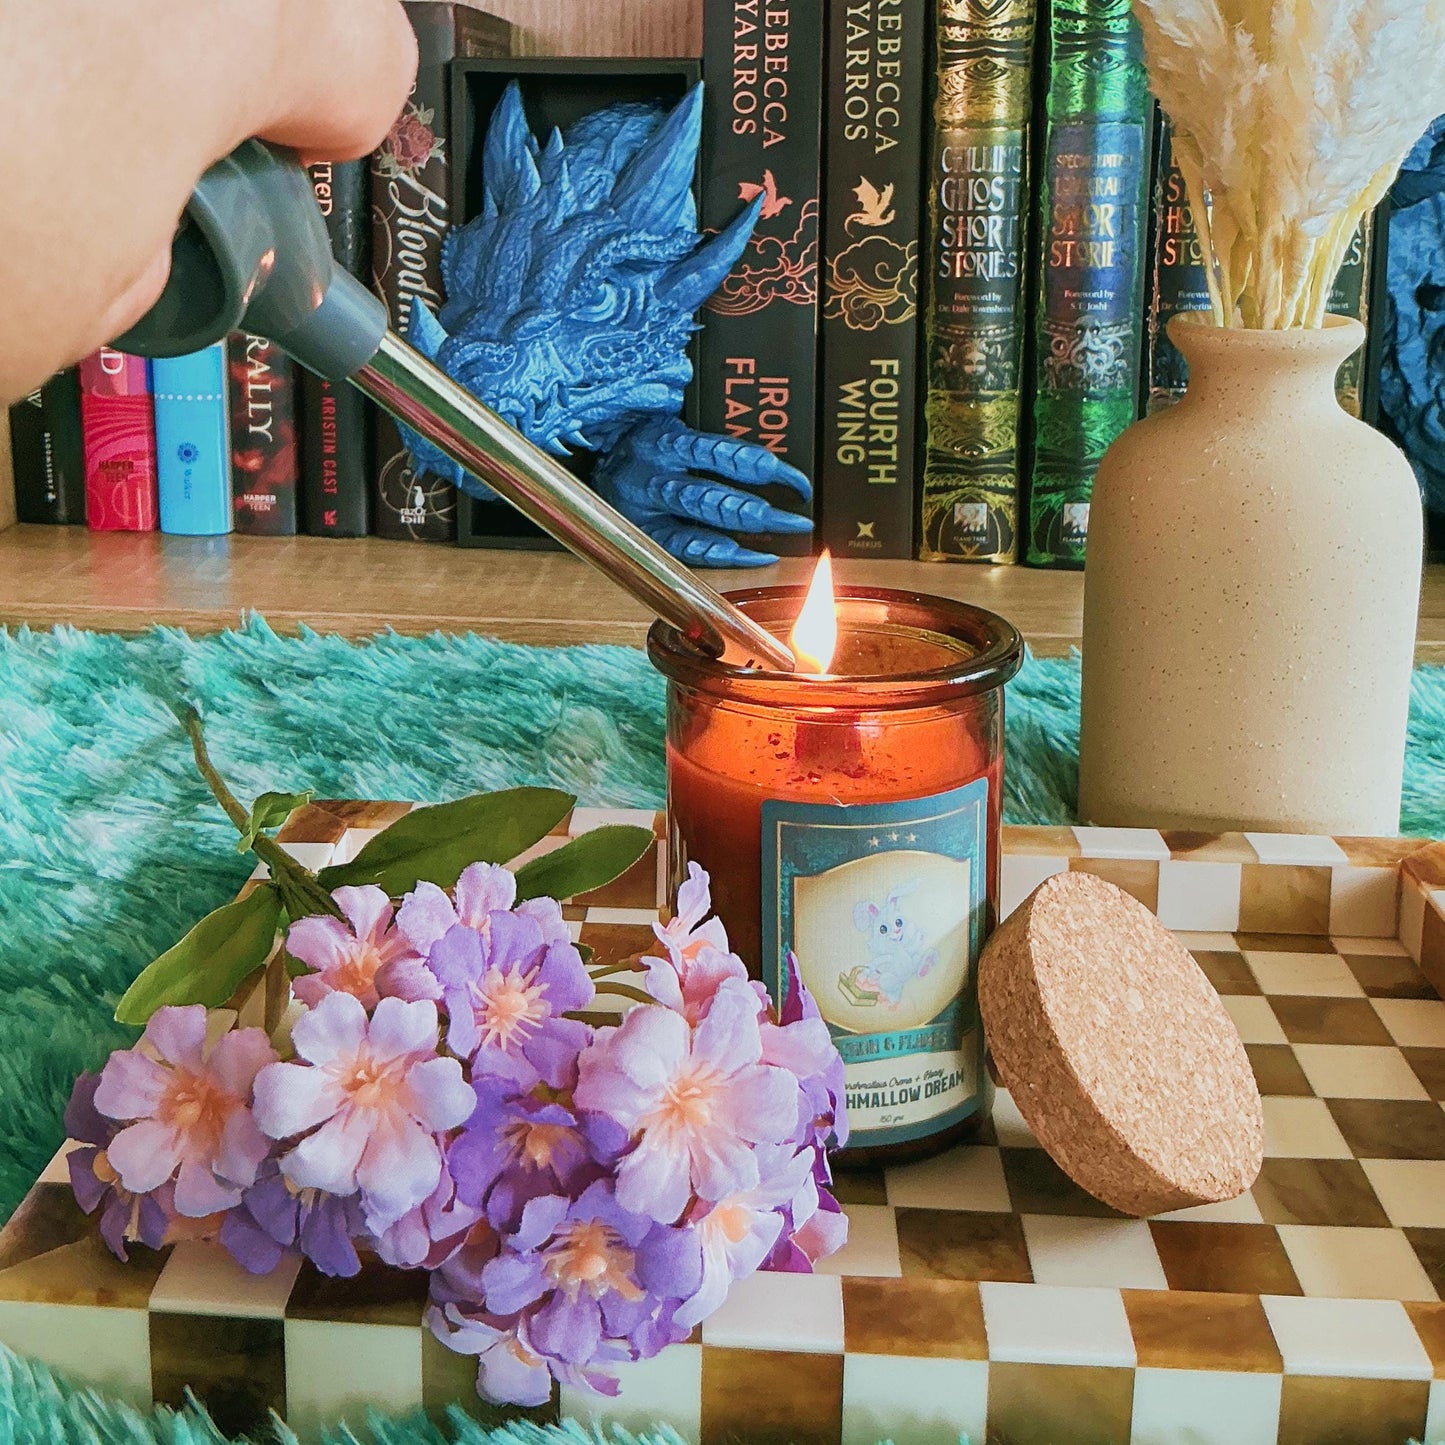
[761,779,989,1148]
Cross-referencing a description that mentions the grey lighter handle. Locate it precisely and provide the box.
[114,141,386,381]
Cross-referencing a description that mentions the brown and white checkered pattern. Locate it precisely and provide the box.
[8,806,1445,1445]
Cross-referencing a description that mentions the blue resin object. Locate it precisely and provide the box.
[400,83,813,567]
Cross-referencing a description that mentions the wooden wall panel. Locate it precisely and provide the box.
[479,0,701,57]
[0,410,15,533]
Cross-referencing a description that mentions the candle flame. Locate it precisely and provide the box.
[789,551,838,674]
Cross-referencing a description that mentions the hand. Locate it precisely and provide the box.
[593,417,814,568]
[0,0,417,403]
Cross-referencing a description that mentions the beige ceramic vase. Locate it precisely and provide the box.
[1078,312,1423,834]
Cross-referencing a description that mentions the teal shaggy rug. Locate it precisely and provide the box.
[1,616,1444,1445]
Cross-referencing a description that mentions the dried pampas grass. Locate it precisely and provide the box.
[1133,0,1445,328]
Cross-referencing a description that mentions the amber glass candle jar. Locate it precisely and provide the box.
[647,585,1022,1168]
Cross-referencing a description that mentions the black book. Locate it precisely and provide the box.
[370,1,513,543]
[10,370,85,524]
[302,160,372,537]
[699,0,826,555]
[818,0,928,559]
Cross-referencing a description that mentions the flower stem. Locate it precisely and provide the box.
[175,702,342,921]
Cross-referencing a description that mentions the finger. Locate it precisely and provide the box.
[93,242,174,351]
[645,520,780,569]
[649,478,814,535]
[253,0,418,161]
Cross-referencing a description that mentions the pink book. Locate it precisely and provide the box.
[79,349,158,531]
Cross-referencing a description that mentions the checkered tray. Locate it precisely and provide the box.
[7,802,1445,1445]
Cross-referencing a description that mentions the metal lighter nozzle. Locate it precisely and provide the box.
[115,140,797,673]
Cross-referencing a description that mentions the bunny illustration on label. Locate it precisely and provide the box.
[762,779,989,1151]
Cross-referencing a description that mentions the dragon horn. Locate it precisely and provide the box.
[611,84,704,233]
[483,81,542,210]
[657,194,760,312]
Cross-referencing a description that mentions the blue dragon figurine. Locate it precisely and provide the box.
[401,82,813,566]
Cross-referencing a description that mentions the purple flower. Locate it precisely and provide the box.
[430,1305,564,1408]
[251,992,474,1230]
[449,1075,605,1231]
[480,1183,665,1366]
[93,1006,276,1217]
[574,977,799,1223]
[221,1156,368,1277]
[65,1072,170,1261]
[423,909,594,1075]
[289,885,439,1011]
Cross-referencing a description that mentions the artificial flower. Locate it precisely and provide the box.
[762,951,849,1152]
[65,1072,170,1261]
[373,1163,484,1271]
[289,884,439,1010]
[395,863,517,953]
[93,1006,276,1217]
[574,976,798,1223]
[221,1156,368,1277]
[252,992,474,1229]
[425,909,594,1073]
[449,1074,600,1231]
[652,861,730,969]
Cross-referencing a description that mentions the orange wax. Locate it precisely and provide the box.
[649,586,1023,1167]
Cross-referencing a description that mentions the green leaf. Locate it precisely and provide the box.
[115,886,283,1026]
[513,825,653,903]
[236,789,315,853]
[318,788,576,896]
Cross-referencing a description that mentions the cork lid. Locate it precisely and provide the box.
[978,871,1263,1217]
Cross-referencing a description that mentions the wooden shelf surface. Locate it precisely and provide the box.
[0,526,1085,653]
[2,525,1441,661]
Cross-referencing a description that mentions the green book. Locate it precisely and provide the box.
[919,0,1038,563]
[1024,0,1150,568]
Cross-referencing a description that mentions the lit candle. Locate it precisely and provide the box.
[647,560,1022,1167]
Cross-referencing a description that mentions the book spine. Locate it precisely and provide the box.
[78,349,158,532]
[1024,0,1151,568]
[918,0,1037,562]
[229,335,298,534]
[700,0,825,555]
[9,370,86,524]
[1142,115,1378,419]
[154,343,232,536]
[370,3,511,543]
[303,160,372,537]
[818,0,927,560]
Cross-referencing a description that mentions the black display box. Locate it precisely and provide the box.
[448,58,701,550]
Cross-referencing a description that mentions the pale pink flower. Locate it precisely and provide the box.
[574,977,798,1223]
[652,862,730,970]
[672,1142,816,1328]
[93,1006,276,1217]
[289,885,439,1010]
[252,992,475,1230]
[395,864,518,953]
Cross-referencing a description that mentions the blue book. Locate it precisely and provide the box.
[153,343,232,535]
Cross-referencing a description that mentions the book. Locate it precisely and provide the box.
[230,334,299,535]
[818,0,928,560]
[370,2,512,543]
[10,370,85,524]
[303,160,372,537]
[154,343,232,536]
[918,0,1038,563]
[699,0,825,555]
[1024,0,1151,568]
[78,349,158,532]
[1142,114,1384,420]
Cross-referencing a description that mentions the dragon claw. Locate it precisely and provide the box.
[592,419,815,568]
